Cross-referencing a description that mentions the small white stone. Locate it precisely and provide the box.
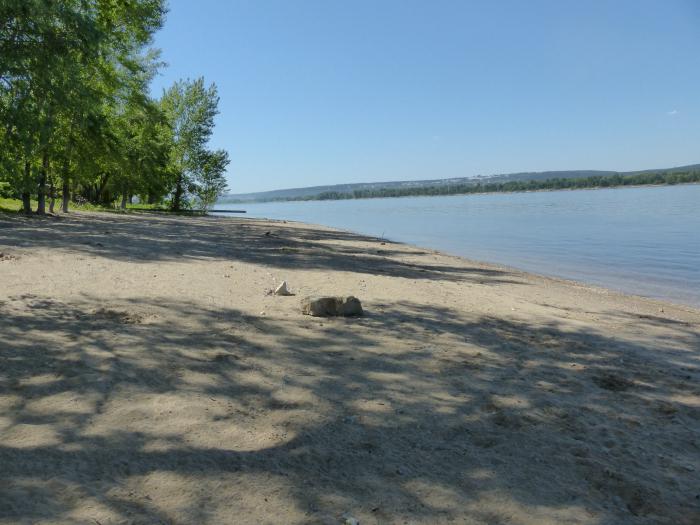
[274,281,292,296]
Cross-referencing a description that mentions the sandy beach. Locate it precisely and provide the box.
[1,211,698,525]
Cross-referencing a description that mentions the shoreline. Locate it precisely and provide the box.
[254,214,700,313]
[1,210,699,524]
[6,208,699,315]
[226,209,700,313]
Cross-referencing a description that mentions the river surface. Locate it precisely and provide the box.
[215,184,700,308]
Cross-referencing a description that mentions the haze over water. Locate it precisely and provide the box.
[216,184,700,308]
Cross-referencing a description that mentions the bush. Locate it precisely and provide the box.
[0,182,17,199]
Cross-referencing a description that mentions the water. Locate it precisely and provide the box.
[215,185,700,307]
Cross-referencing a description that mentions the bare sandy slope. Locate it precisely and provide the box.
[0,211,698,525]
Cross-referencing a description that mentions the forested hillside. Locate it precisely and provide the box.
[222,167,700,203]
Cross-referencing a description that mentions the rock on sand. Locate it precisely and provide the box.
[301,296,363,317]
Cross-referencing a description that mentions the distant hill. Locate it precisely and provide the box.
[219,164,700,203]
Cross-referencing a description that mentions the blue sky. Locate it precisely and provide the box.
[151,0,700,193]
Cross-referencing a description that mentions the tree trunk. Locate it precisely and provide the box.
[60,155,71,212]
[21,162,32,214]
[21,192,31,214]
[48,177,56,214]
[120,190,128,210]
[36,152,48,214]
[172,175,183,211]
[61,177,70,213]
[97,173,111,205]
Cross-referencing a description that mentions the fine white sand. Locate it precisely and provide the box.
[1,211,698,524]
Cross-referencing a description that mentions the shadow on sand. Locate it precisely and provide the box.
[1,283,698,523]
[0,212,524,285]
[0,211,700,525]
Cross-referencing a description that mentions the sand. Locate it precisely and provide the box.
[0,211,698,525]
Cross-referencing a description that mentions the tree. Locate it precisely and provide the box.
[160,78,227,211]
[1,2,232,215]
[193,149,229,211]
[0,0,166,213]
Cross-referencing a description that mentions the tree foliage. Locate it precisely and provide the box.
[0,1,229,214]
[160,78,229,211]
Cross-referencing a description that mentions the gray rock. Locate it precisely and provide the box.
[301,296,363,317]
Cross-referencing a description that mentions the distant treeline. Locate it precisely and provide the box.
[229,170,700,203]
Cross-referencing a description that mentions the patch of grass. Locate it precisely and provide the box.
[72,201,119,212]
[126,203,167,211]
[0,198,111,214]
[0,197,24,213]
[0,197,118,214]
[0,197,207,216]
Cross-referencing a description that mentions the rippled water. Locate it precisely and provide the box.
[216,184,700,307]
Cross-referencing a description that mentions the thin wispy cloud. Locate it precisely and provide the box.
[667,109,678,116]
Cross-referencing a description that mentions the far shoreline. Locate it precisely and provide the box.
[220,180,700,205]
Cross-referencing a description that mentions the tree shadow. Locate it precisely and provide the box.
[1,292,698,524]
[0,212,525,285]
